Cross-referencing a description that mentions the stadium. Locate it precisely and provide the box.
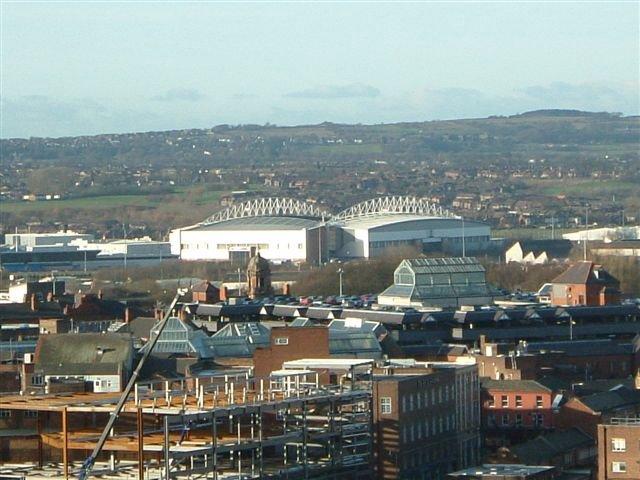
[169,196,491,264]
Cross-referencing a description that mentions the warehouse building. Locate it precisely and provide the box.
[170,196,491,264]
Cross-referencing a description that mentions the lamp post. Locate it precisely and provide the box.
[337,268,344,297]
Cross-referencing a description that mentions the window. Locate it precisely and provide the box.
[515,414,523,427]
[501,395,509,408]
[0,410,11,418]
[24,411,38,419]
[612,462,627,473]
[409,394,414,411]
[536,395,543,408]
[501,414,509,426]
[533,413,544,427]
[611,438,626,452]
[515,395,523,408]
[402,396,407,413]
[380,397,392,415]
[417,393,422,409]
[31,375,44,386]
[488,395,495,407]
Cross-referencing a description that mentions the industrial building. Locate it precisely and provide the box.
[169,196,491,264]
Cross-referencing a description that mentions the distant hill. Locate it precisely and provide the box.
[1,111,638,169]
[514,109,621,118]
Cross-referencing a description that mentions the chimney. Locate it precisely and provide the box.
[178,307,188,322]
[282,283,291,296]
[479,334,487,353]
[30,293,39,312]
[124,307,133,324]
[220,286,228,302]
[46,291,54,302]
[98,289,104,300]
[155,308,164,320]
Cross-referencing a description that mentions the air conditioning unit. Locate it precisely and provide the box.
[274,337,289,345]
[24,353,35,364]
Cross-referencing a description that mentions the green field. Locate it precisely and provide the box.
[530,179,640,198]
[1,194,160,213]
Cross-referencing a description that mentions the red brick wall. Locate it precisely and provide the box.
[253,326,330,379]
[482,388,554,429]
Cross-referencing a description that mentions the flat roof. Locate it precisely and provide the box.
[283,358,375,369]
[187,216,321,231]
[335,214,487,231]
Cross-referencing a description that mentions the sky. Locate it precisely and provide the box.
[1,1,639,138]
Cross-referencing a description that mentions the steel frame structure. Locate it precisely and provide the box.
[203,198,329,225]
[1,373,373,480]
[334,196,455,221]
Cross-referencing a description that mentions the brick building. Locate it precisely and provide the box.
[481,379,554,445]
[556,388,640,439]
[253,326,330,379]
[550,261,620,306]
[372,368,459,480]
[597,418,640,480]
[372,364,481,480]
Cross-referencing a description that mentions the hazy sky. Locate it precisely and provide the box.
[1,1,639,138]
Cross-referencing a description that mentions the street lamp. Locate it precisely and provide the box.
[337,268,344,297]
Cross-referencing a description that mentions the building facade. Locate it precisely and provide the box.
[597,418,640,480]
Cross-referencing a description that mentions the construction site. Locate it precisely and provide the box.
[0,370,374,479]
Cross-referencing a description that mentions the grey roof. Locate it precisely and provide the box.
[213,322,271,346]
[510,428,593,464]
[509,239,573,258]
[525,339,633,357]
[37,332,132,376]
[552,261,619,286]
[481,379,551,393]
[329,330,382,358]
[195,303,262,317]
[187,216,321,231]
[403,257,486,274]
[578,387,640,413]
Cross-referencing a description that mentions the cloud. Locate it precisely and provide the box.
[519,82,636,113]
[151,88,206,102]
[285,83,381,99]
[0,95,161,138]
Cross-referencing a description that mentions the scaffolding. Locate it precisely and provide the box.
[0,372,373,479]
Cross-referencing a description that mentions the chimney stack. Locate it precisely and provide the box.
[124,307,132,324]
[30,293,39,312]
[282,283,291,296]
[98,289,104,300]
[220,285,228,302]
[46,291,54,302]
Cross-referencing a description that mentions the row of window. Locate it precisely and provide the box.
[401,414,457,444]
[0,410,37,418]
[401,386,453,413]
[488,394,544,408]
[487,412,544,427]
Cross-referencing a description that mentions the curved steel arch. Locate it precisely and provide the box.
[202,197,330,225]
[334,195,455,221]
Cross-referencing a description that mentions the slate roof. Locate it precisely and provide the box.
[510,239,573,258]
[552,261,619,286]
[578,387,640,413]
[36,332,132,376]
[481,379,551,393]
[510,428,593,464]
[524,339,633,357]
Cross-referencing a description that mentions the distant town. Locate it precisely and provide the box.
[1,111,640,480]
